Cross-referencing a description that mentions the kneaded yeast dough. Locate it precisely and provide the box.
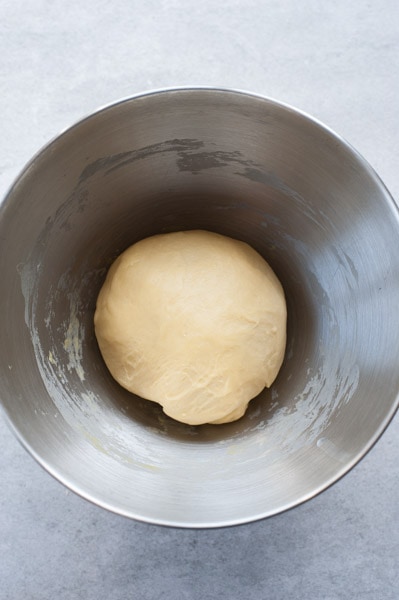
[94,230,286,425]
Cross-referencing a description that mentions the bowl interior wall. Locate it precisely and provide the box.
[1,90,398,526]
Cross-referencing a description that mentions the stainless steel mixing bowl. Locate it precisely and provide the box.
[1,88,398,528]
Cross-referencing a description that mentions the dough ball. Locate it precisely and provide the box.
[94,230,286,425]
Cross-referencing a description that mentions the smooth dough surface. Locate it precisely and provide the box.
[94,230,287,425]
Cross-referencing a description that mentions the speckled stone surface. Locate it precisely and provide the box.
[0,1,398,598]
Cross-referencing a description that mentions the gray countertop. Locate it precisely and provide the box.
[1,1,398,598]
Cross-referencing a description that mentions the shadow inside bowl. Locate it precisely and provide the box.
[21,178,321,450]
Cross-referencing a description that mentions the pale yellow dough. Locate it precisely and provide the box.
[94,230,286,425]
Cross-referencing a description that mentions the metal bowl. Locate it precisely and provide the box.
[1,88,398,528]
